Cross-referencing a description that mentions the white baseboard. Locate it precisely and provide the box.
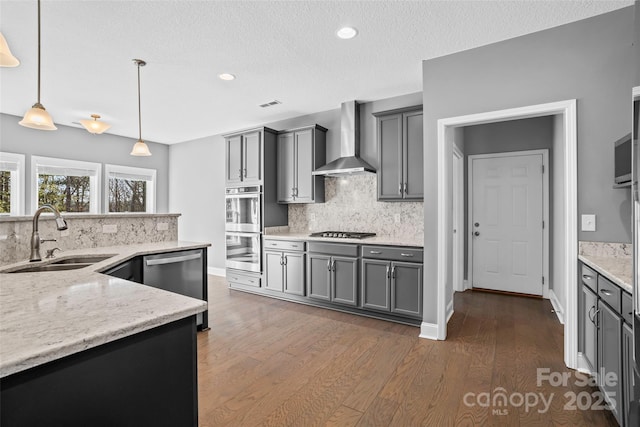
[207,267,226,277]
[548,289,565,325]
[419,322,440,340]
[463,279,470,290]
[446,300,454,322]
[576,353,594,376]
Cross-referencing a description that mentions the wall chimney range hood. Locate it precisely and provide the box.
[312,101,376,176]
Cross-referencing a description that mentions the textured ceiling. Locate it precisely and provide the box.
[0,0,634,144]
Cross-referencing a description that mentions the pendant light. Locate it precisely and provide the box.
[80,114,111,134]
[0,32,20,67]
[19,0,56,130]
[130,59,151,156]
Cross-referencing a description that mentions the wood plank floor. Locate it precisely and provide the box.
[197,276,617,426]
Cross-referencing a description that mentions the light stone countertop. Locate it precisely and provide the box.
[578,254,632,294]
[0,241,210,378]
[263,231,424,248]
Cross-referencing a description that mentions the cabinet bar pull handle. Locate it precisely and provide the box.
[327,260,331,271]
[283,256,287,266]
[370,250,382,254]
[400,253,414,257]
[331,260,336,271]
[398,183,402,195]
[145,253,202,266]
[291,244,298,248]
[386,265,390,279]
[243,168,247,177]
[238,168,242,179]
[404,182,407,194]
[600,289,613,296]
[588,306,595,322]
[595,309,601,328]
[582,274,592,279]
[391,266,396,279]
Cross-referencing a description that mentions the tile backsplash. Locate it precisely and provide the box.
[579,241,632,258]
[288,175,423,242]
[0,214,178,266]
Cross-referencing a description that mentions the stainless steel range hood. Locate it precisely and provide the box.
[312,101,376,176]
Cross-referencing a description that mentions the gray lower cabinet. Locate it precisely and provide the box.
[374,106,423,201]
[307,243,358,307]
[582,284,598,372]
[361,259,422,318]
[623,323,634,427]
[598,299,623,424]
[264,240,305,296]
[277,125,326,204]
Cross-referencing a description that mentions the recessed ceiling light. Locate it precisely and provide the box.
[219,73,236,81]
[336,27,358,40]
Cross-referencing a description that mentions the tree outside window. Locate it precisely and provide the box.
[0,170,10,214]
[37,174,91,213]
[109,177,147,212]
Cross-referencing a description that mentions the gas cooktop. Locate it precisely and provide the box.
[309,231,376,239]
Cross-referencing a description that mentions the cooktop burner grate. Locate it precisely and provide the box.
[309,231,376,239]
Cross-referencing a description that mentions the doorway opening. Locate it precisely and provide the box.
[432,100,578,370]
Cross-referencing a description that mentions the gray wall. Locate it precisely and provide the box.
[422,7,636,323]
[636,1,640,86]
[169,92,422,270]
[0,113,170,213]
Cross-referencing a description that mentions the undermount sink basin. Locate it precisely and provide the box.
[51,255,116,265]
[7,254,116,273]
[8,263,93,273]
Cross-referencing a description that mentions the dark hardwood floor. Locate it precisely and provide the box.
[197,276,617,426]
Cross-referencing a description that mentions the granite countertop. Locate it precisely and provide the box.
[263,231,423,248]
[0,241,210,378]
[579,254,632,294]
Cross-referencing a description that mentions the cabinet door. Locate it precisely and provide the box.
[264,251,284,292]
[243,131,262,183]
[307,253,331,301]
[294,129,314,203]
[277,132,295,203]
[403,111,424,200]
[583,285,598,372]
[226,135,243,184]
[284,252,305,296]
[623,323,633,427]
[332,256,358,306]
[391,261,422,318]
[361,259,391,312]
[377,114,403,200]
[598,301,622,424]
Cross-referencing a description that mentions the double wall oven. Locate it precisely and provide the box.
[225,186,261,273]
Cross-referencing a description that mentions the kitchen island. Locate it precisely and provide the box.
[0,241,209,427]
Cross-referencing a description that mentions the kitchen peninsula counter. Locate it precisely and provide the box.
[0,241,209,378]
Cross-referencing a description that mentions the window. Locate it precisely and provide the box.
[105,164,156,213]
[0,152,25,215]
[31,156,101,214]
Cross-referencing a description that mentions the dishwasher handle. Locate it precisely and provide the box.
[145,253,202,266]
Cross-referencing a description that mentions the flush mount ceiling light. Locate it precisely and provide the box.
[79,114,111,135]
[130,59,152,156]
[19,0,56,130]
[0,32,20,67]
[218,73,236,81]
[336,27,358,40]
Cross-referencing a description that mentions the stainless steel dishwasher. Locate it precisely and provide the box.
[143,249,207,329]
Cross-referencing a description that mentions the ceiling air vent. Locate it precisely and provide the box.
[259,100,282,108]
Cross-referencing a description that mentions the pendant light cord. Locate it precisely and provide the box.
[137,62,142,141]
[36,0,41,104]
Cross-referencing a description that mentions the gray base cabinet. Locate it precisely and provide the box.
[623,323,634,427]
[361,260,390,311]
[598,300,623,423]
[307,243,359,307]
[264,240,305,296]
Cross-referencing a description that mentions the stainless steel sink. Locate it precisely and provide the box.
[51,255,116,265]
[8,263,93,273]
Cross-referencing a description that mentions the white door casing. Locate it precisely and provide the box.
[452,146,464,292]
[469,151,547,296]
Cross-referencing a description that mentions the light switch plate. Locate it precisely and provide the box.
[102,224,118,234]
[581,214,596,232]
[156,222,169,231]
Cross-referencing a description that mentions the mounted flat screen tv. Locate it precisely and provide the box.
[614,133,632,185]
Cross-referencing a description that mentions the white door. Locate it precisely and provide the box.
[471,153,544,296]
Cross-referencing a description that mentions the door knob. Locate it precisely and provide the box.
[474,231,480,236]
[474,222,480,227]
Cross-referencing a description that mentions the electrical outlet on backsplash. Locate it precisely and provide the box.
[288,175,424,240]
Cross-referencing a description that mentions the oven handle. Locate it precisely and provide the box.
[225,194,261,199]
[146,253,202,266]
[226,232,261,238]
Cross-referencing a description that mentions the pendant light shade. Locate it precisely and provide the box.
[80,114,111,134]
[0,32,20,67]
[20,0,56,131]
[130,59,151,156]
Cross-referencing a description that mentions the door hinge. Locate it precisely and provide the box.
[541,165,545,174]
[542,276,545,285]
[542,220,545,229]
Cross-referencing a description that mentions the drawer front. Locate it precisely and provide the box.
[622,292,633,324]
[598,275,621,313]
[581,264,597,292]
[362,245,423,263]
[308,242,358,257]
[264,239,305,252]
[227,270,261,288]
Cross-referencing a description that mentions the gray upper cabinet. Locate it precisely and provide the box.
[277,125,326,204]
[374,106,423,201]
[224,129,264,185]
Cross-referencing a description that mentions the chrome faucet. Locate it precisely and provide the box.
[30,204,68,262]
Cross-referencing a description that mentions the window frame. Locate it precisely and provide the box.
[0,152,26,216]
[104,164,156,214]
[31,155,102,214]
